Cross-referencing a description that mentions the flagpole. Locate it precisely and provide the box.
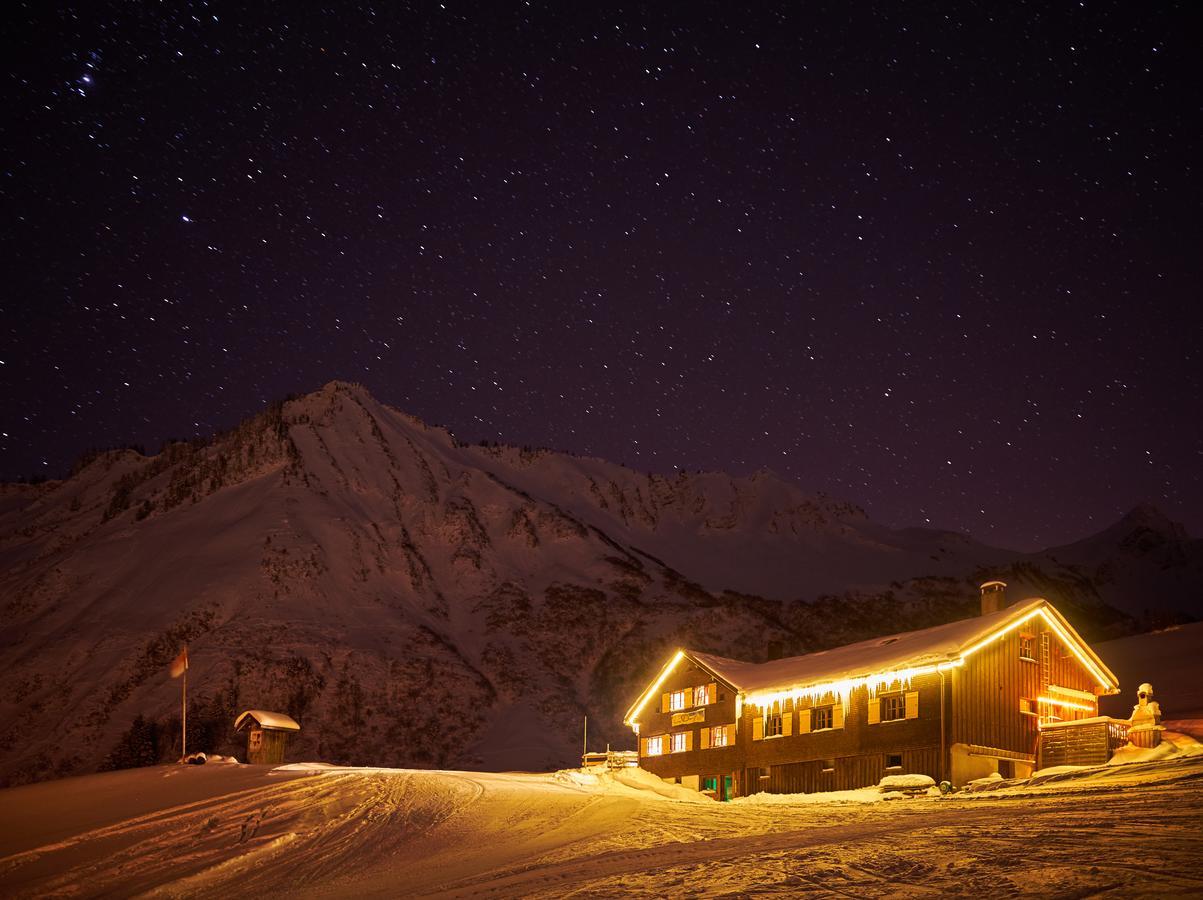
[181,645,187,760]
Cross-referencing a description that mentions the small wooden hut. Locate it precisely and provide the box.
[234,709,300,764]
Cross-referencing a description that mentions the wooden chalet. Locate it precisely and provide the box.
[623,583,1120,799]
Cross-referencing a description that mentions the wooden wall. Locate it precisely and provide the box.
[633,611,1109,796]
[760,746,943,794]
[735,673,946,793]
[741,674,945,772]
[636,659,741,781]
[246,728,290,765]
[951,619,1102,759]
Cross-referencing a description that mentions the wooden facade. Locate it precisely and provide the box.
[234,709,301,765]
[246,727,290,765]
[624,590,1119,799]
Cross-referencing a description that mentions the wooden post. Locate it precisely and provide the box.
[181,652,188,759]
[938,669,946,784]
[583,715,588,758]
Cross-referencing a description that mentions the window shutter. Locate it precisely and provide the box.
[684,687,695,708]
[661,693,670,714]
[798,708,812,734]
[700,727,710,750]
[752,716,764,741]
[833,704,845,729]
[905,690,919,719]
[640,737,648,757]
[867,697,881,725]
[782,711,793,737]
[707,682,717,705]
[684,730,693,751]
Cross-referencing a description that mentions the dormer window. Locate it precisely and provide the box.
[1019,633,1035,661]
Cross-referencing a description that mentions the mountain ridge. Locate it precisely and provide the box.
[0,381,1198,786]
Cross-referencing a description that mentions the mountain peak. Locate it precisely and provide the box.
[1119,501,1174,530]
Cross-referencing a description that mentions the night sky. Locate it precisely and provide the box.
[3,2,1200,550]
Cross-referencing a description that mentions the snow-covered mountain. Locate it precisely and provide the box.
[1,381,1198,785]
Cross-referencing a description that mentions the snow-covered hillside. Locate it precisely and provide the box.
[1,757,1201,897]
[1097,621,1203,726]
[0,381,1199,785]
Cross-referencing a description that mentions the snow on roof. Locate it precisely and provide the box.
[624,597,1118,725]
[687,597,1108,696]
[234,709,301,732]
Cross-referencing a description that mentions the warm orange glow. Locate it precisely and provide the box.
[624,650,686,728]
[959,606,1117,690]
[744,602,1116,714]
[1048,684,1096,702]
[1038,695,1095,712]
[626,600,1117,739]
[744,659,963,714]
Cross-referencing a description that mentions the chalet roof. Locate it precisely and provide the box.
[234,709,301,732]
[623,597,1119,725]
[686,597,1116,699]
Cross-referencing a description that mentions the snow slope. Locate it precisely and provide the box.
[0,381,1198,785]
[1097,621,1203,725]
[1,758,1201,897]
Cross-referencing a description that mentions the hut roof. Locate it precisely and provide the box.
[689,597,1052,695]
[234,709,301,732]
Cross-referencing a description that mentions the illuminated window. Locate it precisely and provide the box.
[1019,634,1035,661]
[694,684,712,705]
[711,725,729,747]
[812,706,834,730]
[646,735,664,756]
[765,712,784,737]
[881,694,906,722]
[669,690,687,711]
[1019,697,1038,716]
[671,732,688,753]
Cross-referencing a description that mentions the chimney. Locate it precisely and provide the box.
[979,580,1007,616]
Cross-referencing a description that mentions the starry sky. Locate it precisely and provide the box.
[3,2,1200,550]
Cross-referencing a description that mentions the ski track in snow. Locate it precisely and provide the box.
[1,759,1201,898]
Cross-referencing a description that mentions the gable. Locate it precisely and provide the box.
[622,650,741,728]
[625,598,1118,728]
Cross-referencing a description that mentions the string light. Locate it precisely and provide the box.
[626,601,1118,733]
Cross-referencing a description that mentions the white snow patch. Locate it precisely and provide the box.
[1032,764,1091,778]
[878,773,936,790]
[731,787,886,805]
[966,772,1004,787]
[1108,730,1203,766]
[552,766,710,803]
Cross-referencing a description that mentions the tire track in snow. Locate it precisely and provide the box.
[427,805,1013,898]
[0,770,481,898]
[151,771,485,897]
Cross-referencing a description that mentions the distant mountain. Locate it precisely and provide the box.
[1027,504,1203,624]
[1096,621,1203,725]
[0,381,1198,785]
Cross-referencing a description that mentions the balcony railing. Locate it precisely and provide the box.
[1037,716,1130,769]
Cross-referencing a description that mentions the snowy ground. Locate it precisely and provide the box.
[2,754,1202,898]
